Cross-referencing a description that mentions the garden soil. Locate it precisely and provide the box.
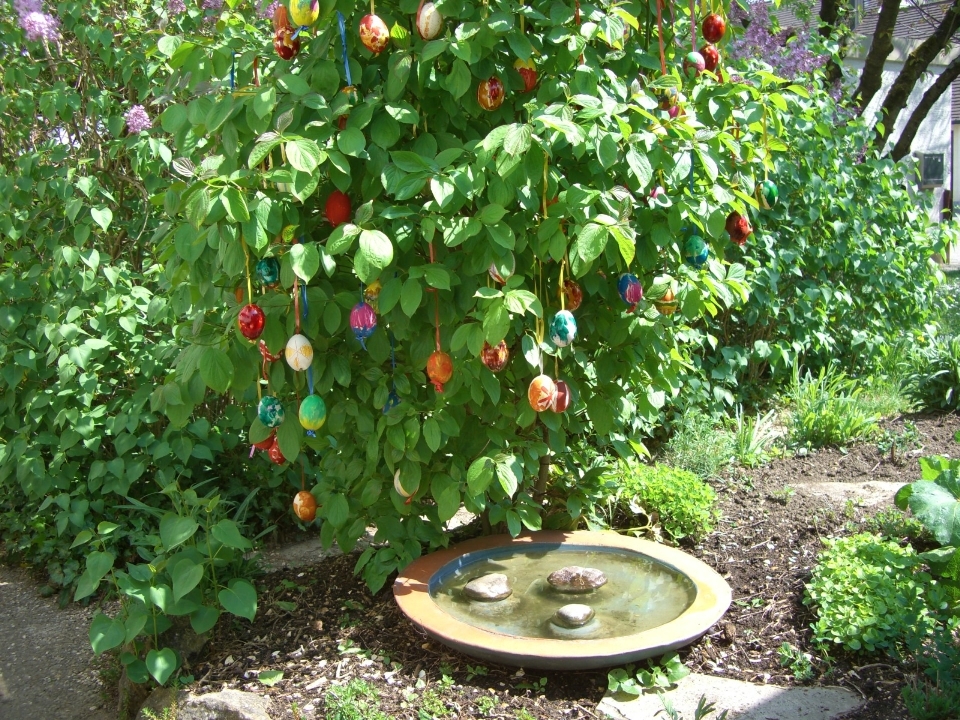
[4,413,959,720]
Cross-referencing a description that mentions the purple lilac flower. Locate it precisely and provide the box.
[20,11,61,42]
[259,0,281,19]
[726,2,827,80]
[13,0,42,15]
[124,105,153,134]
[167,0,186,15]
[201,0,223,9]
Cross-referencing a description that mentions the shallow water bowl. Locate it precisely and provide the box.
[393,530,731,670]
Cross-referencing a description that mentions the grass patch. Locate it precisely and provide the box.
[788,365,878,448]
[661,410,734,480]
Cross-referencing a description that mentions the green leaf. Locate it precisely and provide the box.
[423,418,441,452]
[326,494,349,527]
[145,647,178,685]
[400,278,422,317]
[495,455,522,498]
[596,133,619,170]
[211,519,252,550]
[277,73,310,95]
[904,480,960,545]
[431,474,461,522]
[467,456,495,496]
[199,346,234,393]
[222,187,250,223]
[327,223,361,255]
[574,223,608,265]
[289,243,320,281]
[185,188,211,230]
[356,230,394,283]
[258,670,284,687]
[478,204,507,225]
[276,416,302,463]
[218,578,258,621]
[504,124,532,156]
[159,513,199,551]
[172,559,204,602]
[445,59,471,99]
[337,127,367,157]
[587,396,615,436]
[90,613,125,655]
[286,138,323,173]
[190,605,220,634]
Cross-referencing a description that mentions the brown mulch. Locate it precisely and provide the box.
[187,413,960,720]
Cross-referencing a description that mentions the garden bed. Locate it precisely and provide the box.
[185,413,960,720]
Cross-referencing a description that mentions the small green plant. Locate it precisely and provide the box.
[662,410,735,480]
[777,642,814,681]
[465,664,488,682]
[475,695,498,716]
[768,486,795,505]
[515,675,547,692]
[903,337,960,411]
[419,689,450,718]
[788,365,879,448]
[876,420,921,464]
[864,508,926,540]
[613,462,719,542]
[608,652,690,696]
[324,679,389,720]
[733,407,780,467]
[657,694,729,720]
[515,709,537,720]
[803,533,945,653]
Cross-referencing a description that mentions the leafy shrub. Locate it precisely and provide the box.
[902,337,960,411]
[896,455,960,547]
[661,410,735,480]
[901,618,960,720]
[788,365,878,448]
[804,533,945,653]
[613,463,718,542]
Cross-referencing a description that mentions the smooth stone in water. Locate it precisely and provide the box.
[547,566,607,593]
[464,573,513,601]
[554,603,595,628]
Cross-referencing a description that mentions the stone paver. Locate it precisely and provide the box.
[794,480,905,507]
[598,673,861,720]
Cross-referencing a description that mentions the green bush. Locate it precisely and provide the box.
[804,533,945,654]
[614,463,718,542]
[661,410,735,480]
[788,365,878,448]
[903,336,960,411]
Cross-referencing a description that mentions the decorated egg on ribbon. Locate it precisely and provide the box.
[252,432,275,451]
[480,340,510,373]
[285,333,314,371]
[725,211,753,247]
[293,490,317,521]
[684,235,709,268]
[288,0,319,27]
[258,395,286,429]
[325,190,351,227]
[760,180,779,209]
[701,13,726,43]
[427,351,454,392]
[489,252,515,284]
[514,59,538,93]
[394,469,418,505]
[364,280,382,314]
[700,44,720,73]
[359,14,390,53]
[383,389,401,414]
[274,26,300,60]
[349,302,377,349]
[617,273,643,310]
[416,0,443,39]
[656,86,678,110]
[654,288,679,316]
[267,436,286,465]
[256,257,280,286]
[683,51,706,78]
[299,394,327,432]
[550,310,578,348]
[528,374,558,413]
[562,279,583,311]
[551,380,571,413]
[477,76,505,111]
[238,304,266,340]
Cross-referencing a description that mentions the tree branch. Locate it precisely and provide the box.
[891,52,960,159]
[853,0,902,109]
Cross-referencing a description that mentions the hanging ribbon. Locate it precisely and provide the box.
[337,11,353,86]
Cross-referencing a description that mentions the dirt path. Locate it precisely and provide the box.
[0,565,111,720]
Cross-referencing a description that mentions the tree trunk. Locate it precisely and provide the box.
[878,0,960,141]
[853,0,902,109]
[819,0,844,34]
[891,52,960,160]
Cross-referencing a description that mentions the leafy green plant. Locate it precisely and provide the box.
[877,420,921,464]
[803,533,945,653]
[788,365,879,448]
[901,617,960,720]
[324,678,389,720]
[612,462,718,542]
[657,694,729,720]
[896,455,960,547]
[733,407,779,468]
[607,652,690,697]
[864,507,926,541]
[903,336,960,411]
[475,695,497,716]
[661,410,735,480]
[777,642,814,681]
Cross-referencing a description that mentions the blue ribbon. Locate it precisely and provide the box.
[337,11,352,86]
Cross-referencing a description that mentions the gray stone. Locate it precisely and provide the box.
[547,566,607,593]
[137,688,274,720]
[463,573,512,601]
[553,603,595,628]
[598,672,861,720]
[794,481,904,508]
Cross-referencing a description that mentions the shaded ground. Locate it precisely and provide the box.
[184,413,960,720]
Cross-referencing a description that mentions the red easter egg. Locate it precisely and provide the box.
[293,490,317,522]
[274,27,301,60]
[253,432,275,451]
[267,437,286,465]
[562,280,583,312]
[477,76,505,111]
[359,14,390,53]
[427,351,454,392]
[702,13,726,44]
[551,380,571,413]
[514,59,538,93]
[480,340,510,373]
[725,211,753,246]
[528,374,557,413]
[238,304,266,340]
[325,190,351,227]
[700,44,720,73]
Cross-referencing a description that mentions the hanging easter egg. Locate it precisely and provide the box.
[701,13,726,43]
[725,211,753,247]
[684,235,709,268]
[285,333,314,371]
[293,490,317,521]
[489,252,515,284]
[427,351,454,393]
[654,288,679,316]
[349,302,377,349]
[267,436,286,465]
[325,190,351,227]
[274,28,300,61]
[234,286,245,303]
[477,76,505,111]
[656,86,678,110]
[259,339,282,363]
[683,51,706,78]
[550,310,578,348]
[528,374,558,413]
[337,86,359,130]
[299,394,327,432]
[364,280,382,314]
[238,304,266,340]
[760,180,779,209]
[256,257,280,286]
[416,0,443,39]
[359,14,390,53]
[514,59,538,93]
[288,0,319,27]
[258,395,286,429]
[383,389,401,414]
[394,469,418,505]
[252,432,275,451]
[480,340,510,373]
[551,380,571,413]
[617,273,643,310]
[700,44,720,73]
[562,279,583,312]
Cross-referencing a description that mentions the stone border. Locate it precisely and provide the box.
[393,530,732,670]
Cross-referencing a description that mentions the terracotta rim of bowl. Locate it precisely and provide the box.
[393,530,732,665]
